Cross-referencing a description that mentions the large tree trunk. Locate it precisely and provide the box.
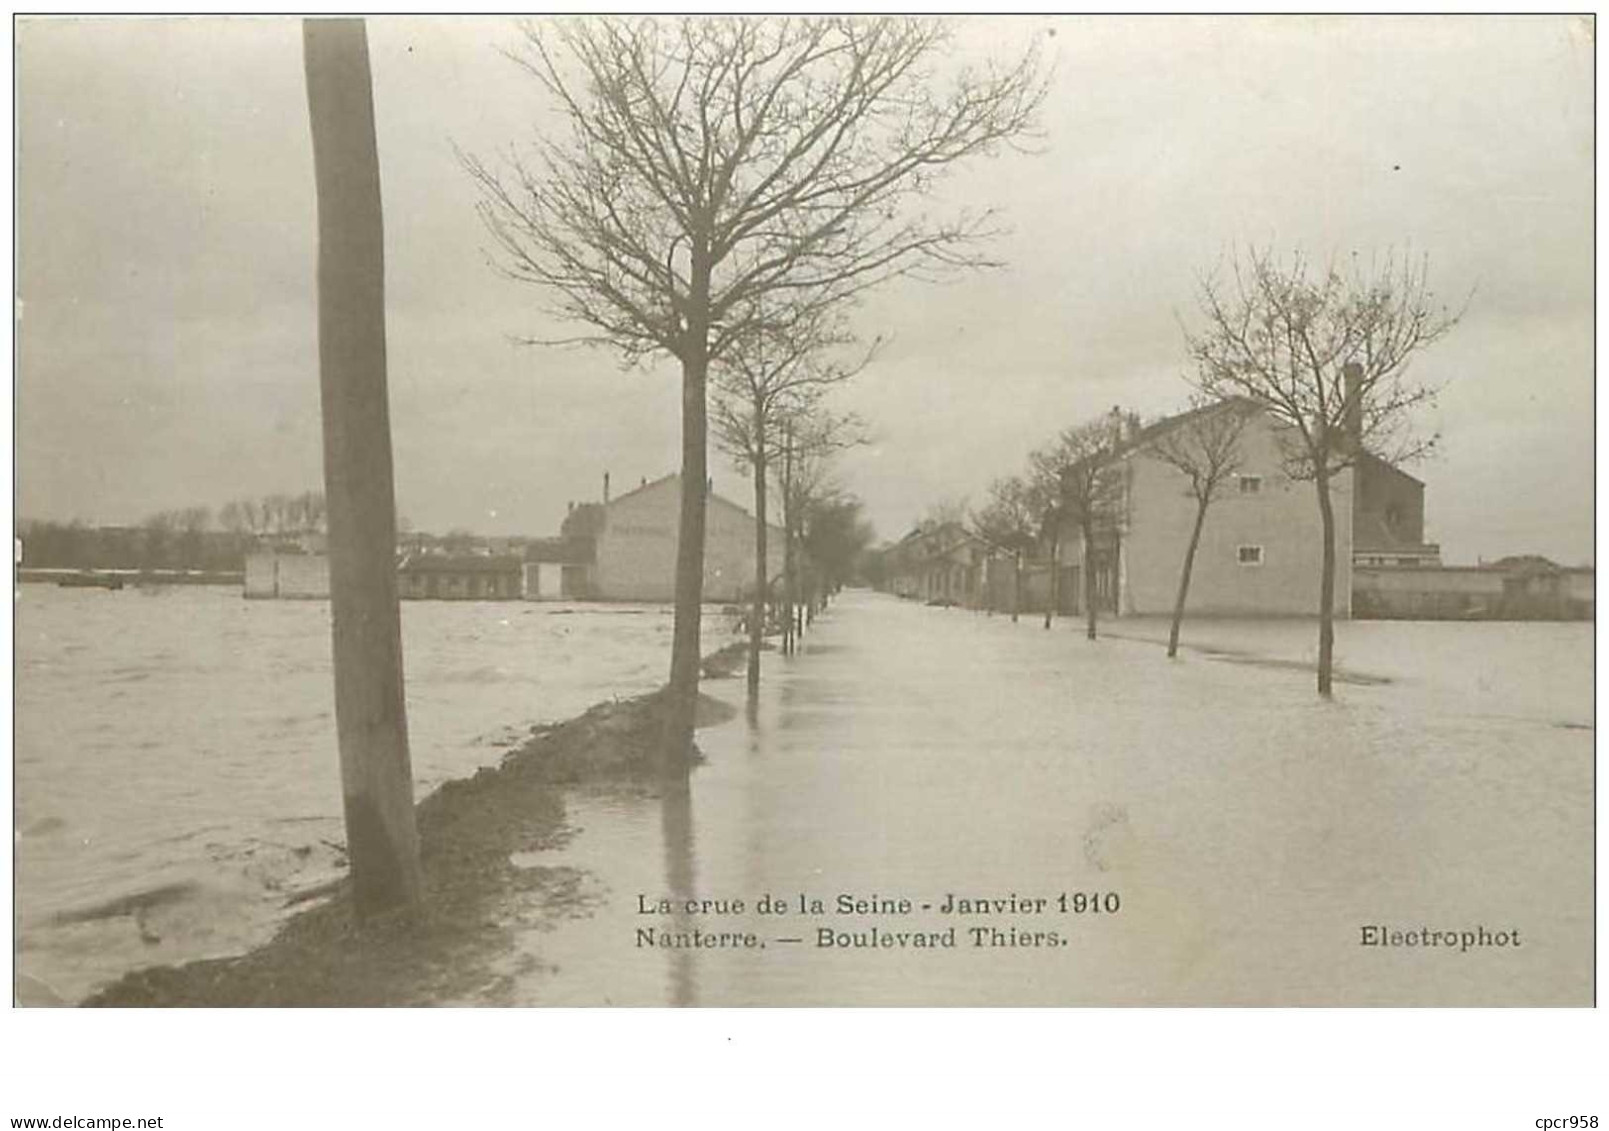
[303,17,422,919]
[1315,464,1337,697]
[747,401,767,698]
[1168,498,1210,659]
[664,266,712,764]
[1082,520,1098,641]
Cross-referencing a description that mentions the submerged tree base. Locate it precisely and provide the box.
[82,642,749,1007]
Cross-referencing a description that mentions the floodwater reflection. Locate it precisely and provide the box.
[531,591,1592,1006]
[658,770,698,1008]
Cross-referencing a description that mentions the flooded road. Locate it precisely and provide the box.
[14,585,1592,1005]
[523,590,1592,1006]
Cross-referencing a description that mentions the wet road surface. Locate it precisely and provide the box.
[513,590,1592,1006]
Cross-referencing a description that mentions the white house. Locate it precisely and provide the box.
[591,473,785,603]
[1061,401,1357,618]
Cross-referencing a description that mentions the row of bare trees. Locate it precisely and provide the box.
[217,491,327,539]
[18,517,240,573]
[766,407,867,657]
[967,412,1133,641]
[709,312,872,691]
[467,16,1048,758]
[19,490,329,573]
[963,246,1458,696]
[465,12,1457,743]
[301,17,1454,924]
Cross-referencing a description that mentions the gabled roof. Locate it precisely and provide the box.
[1052,403,1251,482]
[1119,396,1264,459]
[1116,397,1427,486]
[604,472,680,509]
[605,472,782,534]
[1489,554,1561,572]
[891,521,991,560]
[524,537,592,565]
[1355,449,1426,488]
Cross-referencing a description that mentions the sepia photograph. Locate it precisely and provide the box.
[10,13,1594,1017]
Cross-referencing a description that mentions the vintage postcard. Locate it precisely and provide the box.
[12,14,1593,1011]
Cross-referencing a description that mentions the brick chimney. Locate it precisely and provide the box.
[603,471,611,504]
[1342,363,1363,453]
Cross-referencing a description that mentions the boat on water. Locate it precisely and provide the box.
[57,572,124,590]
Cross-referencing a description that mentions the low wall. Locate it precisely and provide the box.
[1354,565,1593,621]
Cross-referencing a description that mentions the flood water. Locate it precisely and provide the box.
[13,584,734,1002]
[517,592,1593,1006]
[14,585,1594,1006]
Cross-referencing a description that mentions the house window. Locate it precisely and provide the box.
[1237,545,1264,566]
[1237,475,1263,495]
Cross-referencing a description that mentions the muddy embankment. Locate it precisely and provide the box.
[81,642,748,1007]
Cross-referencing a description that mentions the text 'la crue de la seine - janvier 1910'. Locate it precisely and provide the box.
[633,891,1123,951]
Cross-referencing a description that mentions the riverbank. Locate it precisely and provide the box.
[80,642,748,1006]
[19,567,244,586]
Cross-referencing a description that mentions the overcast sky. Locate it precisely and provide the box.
[14,15,1594,565]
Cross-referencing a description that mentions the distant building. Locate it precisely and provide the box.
[248,548,525,601]
[522,535,593,601]
[1044,398,1589,622]
[1352,454,1441,567]
[590,473,783,602]
[1043,400,1362,618]
[879,523,994,607]
[396,552,522,600]
[244,550,330,599]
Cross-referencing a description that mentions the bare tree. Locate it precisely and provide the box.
[1148,399,1250,658]
[712,313,871,695]
[266,493,298,536]
[1187,247,1460,694]
[465,15,1045,762]
[916,497,971,535]
[293,490,328,535]
[1020,455,1064,629]
[1033,418,1126,640]
[141,510,179,570]
[774,403,868,653]
[177,506,212,569]
[218,500,248,535]
[235,498,268,538]
[219,493,325,545]
[970,475,1037,622]
[801,491,874,600]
